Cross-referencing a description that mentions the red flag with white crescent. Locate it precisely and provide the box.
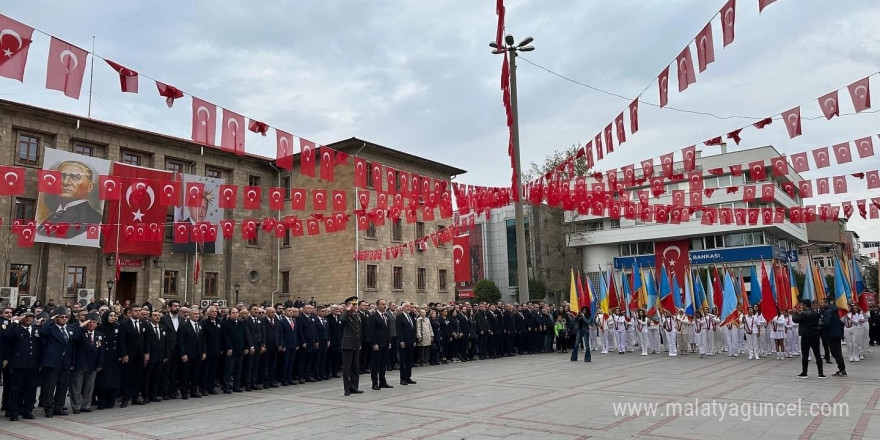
[721,0,736,46]
[243,186,261,210]
[276,129,294,171]
[99,175,121,200]
[103,163,172,256]
[818,90,839,120]
[185,182,205,207]
[781,107,801,138]
[0,166,25,195]
[191,97,217,146]
[300,138,316,177]
[453,235,471,283]
[696,22,714,72]
[38,170,62,194]
[220,109,245,156]
[676,46,696,92]
[45,37,88,99]
[847,77,871,113]
[0,14,35,82]
[218,184,237,209]
[658,67,670,107]
[104,59,138,93]
[268,187,284,210]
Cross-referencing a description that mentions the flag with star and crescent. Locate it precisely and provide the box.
[103,162,172,256]
[172,173,225,254]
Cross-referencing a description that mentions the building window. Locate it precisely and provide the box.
[436,225,447,247]
[206,167,223,179]
[610,219,621,229]
[18,134,40,165]
[586,221,603,232]
[417,268,427,291]
[365,221,377,239]
[248,233,259,246]
[392,266,403,290]
[163,271,178,296]
[281,271,290,294]
[366,265,378,290]
[619,242,654,256]
[14,198,35,220]
[438,269,448,291]
[204,272,218,297]
[165,213,175,241]
[281,175,291,200]
[281,228,290,247]
[248,175,261,188]
[366,163,374,189]
[65,266,86,297]
[73,143,94,157]
[165,159,187,174]
[415,222,425,239]
[121,151,141,166]
[392,219,403,242]
[9,264,30,295]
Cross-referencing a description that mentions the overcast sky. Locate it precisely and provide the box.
[4,0,880,242]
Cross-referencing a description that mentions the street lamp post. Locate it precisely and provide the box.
[106,278,114,305]
[491,34,534,305]
[234,283,241,306]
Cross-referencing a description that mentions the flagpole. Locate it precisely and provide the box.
[111,195,121,305]
[87,36,95,118]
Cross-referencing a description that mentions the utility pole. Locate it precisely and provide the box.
[491,34,534,305]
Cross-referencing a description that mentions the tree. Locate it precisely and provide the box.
[474,279,501,304]
[528,278,547,302]
[825,275,835,298]
[864,262,878,293]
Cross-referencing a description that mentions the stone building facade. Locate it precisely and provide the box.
[0,99,464,308]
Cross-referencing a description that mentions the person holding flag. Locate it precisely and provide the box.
[722,310,739,357]
[843,304,860,363]
[595,309,610,355]
[785,309,800,358]
[635,309,649,356]
[693,310,707,358]
[742,307,762,360]
[705,307,720,356]
[647,309,661,354]
[663,310,677,357]
[612,308,628,355]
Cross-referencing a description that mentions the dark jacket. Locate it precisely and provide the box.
[4,323,42,369]
[262,316,282,350]
[395,312,416,348]
[280,316,299,350]
[159,314,181,353]
[120,317,145,359]
[178,319,207,360]
[95,322,124,390]
[793,309,820,337]
[328,314,342,351]
[820,305,843,338]
[74,328,106,372]
[40,322,76,369]
[245,315,266,349]
[202,318,223,358]
[143,322,170,364]
[365,311,391,348]
[340,310,362,351]
[221,319,251,356]
[296,313,318,351]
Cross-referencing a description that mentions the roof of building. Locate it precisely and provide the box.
[326,137,466,177]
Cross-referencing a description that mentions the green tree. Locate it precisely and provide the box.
[864,262,878,293]
[825,275,835,298]
[474,279,501,304]
[528,278,547,302]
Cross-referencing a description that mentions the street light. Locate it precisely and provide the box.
[491,34,534,305]
[234,282,241,305]
[106,278,114,305]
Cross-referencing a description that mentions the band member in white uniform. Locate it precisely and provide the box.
[647,311,661,354]
[722,318,739,357]
[709,307,723,354]
[844,305,860,363]
[595,311,610,354]
[784,309,799,357]
[742,308,762,360]
[754,305,769,357]
[613,309,627,354]
[693,310,707,357]
[676,309,691,355]
[589,312,599,351]
[857,307,868,359]
[770,311,787,360]
[635,309,649,356]
[663,310,677,357]
[704,308,719,356]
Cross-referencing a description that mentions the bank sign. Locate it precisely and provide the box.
[614,245,797,268]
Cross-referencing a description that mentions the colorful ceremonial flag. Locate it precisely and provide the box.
[749,266,762,307]
[672,272,683,311]
[694,271,707,310]
[621,271,633,315]
[802,261,817,302]
[646,267,659,317]
[634,264,647,309]
[852,256,865,295]
[569,269,580,313]
[607,269,620,312]
[684,270,694,317]
[720,270,739,326]
[659,265,674,314]
[705,269,715,310]
[813,262,827,302]
[788,263,800,306]
[833,257,850,317]
[598,268,609,315]
[575,271,586,309]
[760,262,776,322]
[712,266,723,312]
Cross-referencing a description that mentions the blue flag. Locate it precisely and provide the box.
[749,266,762,306]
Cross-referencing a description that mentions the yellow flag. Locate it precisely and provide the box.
[569,269,579,311]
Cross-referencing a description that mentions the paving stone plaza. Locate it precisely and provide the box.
[2,350,875,440]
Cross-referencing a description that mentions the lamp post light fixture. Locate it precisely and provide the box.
[491,33,535,305]
[106,278,114,305]
[234,282,241,306]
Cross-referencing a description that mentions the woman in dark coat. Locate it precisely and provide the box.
[429,310,442,365]
[95,309,125,409]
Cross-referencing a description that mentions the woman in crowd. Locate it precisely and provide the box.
[95,310,125,410]
[416,309,433,367]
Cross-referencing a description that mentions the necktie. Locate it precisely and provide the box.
[155,325,160,341]
[89,331,94,346]
[61,326,68,341]
[135,320,139,333]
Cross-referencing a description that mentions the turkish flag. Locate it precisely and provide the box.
[833,176,847,194]
[702,208,717,225]
[397,171,410,197]
[753,117,773,129]
[867,171,880,189]
[671,190,684,207]
[761,183,775,202]
[104,59,138,93]
[98,175,120,200]
[218,184,237,209]
[357,191,370,209]
[593,134,603,161]
[331,190,346,212]
[185,182,205,207]
[629,99,639,134]
[291,189,306,210]
[377,193,389,210]
[847,77,871,113]
[721,0,736,46]
[790,152,810,173]
[191,97,216,146]
[173,222,190,243]
[156,81,183,107]
[761,208,773,225]
[313,189,327,211]
[720,208,733,225]
[274,222,287,238]
[759,0,778,12]
[45,37,88,99]
[660,152,674,178]
[372,163,383,191]
[798,180,813,198]
[688,172,703,191]
[650,176,665,197]
[704,137,723,146]
[220,220,235,239]
[157,179,179,207]
[352,157,368,188]
[103,164,172,256]
[86,224,99,240]
[0,166,25,195]
[38,170,62,194]
[833,142,852,164]
[306,218,320,236]
[248,119,269,136]
[0,15,34,82]
[818,90,840,120]
[856,137,875,159]
[275,129,294,171]
[748,161,766,180]
[241,219,257,240]
[584,142,594,168]
[690,191,703,207]
[696,22,715,72]
[614,113,626,145]
[287,220,301,237]
[300,138,316,177]
[816,178,830,195]
[676,46,696,92]
[319,147,336,182]
[421,206,435,221]
[658,67,670,107]
[812,147,831,168]
[17,224,35,248]
[781,107,802,138]
[243,186,262,210]
[678,146,695,172]
[734,208,746,225]
[604,123,614,154]
[384,167,398,195]
[269,187,284,210]
[641,158,654,178]
[204,223,218,242]
[769,156,787,177]
[742,185,756,202]
[841,202,853,220]
[782,182,795,198]
[220,109,245,156]
[704,188,715,198]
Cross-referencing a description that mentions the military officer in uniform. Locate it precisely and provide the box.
[340,297,363,396]
[41,306,76,418]
[4,311,41,421]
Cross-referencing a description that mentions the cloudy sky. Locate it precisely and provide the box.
[4,0,880,241]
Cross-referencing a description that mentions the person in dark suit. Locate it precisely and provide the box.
[178,307,206,399]
[143,310,170,403]
[457,308,471,361]
[243,305,265,391]
[37,161,103,238]
[358,301,371,374]
[820,298,846,376]
[1,307,13,417]
[221,308,251,393]
[119,306,146,406]
[95,310,125,410]
[200,306,223,395]
[40,306,76,417]
[280,307,299,386]
[158,300,182,400]
[793,299,824,378]
[475,305,489,360]
[296,305,318,383]
[395,302,417,386]
[3,311,41,421]
[261,306,282,388]
[328,306,342,378]
[69,312,104,413]
[316,307,330,380]
[366,299,394,391]
[339,297,363,396]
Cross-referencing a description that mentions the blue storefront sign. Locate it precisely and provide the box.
[613,245,796,269]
